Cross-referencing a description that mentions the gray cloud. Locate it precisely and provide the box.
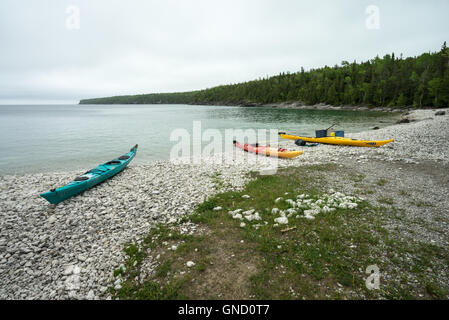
[0,0,448,103]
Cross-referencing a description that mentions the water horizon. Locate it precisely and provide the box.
[0,104,398,175]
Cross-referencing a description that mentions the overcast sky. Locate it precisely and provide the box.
[0,0,448,104]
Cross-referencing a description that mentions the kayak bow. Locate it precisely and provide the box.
[40,144,138,204]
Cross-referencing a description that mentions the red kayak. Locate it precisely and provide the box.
[233,141,303,159]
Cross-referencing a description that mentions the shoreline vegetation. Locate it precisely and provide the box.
[80,43,449,110]
[0,108,448,299]
[116,164,449,300]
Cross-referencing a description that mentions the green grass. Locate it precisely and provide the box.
[378,197,394,205]
[112,164,449,300]
[350,174,366,183]
[210,171,227,191]
[412,200,434,208]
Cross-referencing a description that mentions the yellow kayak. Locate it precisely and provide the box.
[279,133,394,148]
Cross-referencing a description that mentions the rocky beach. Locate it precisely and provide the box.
[0,108,448,300]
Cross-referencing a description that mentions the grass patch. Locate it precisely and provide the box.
[412,200,434,208]
[360,189,375,195]
[378,197,394,205]
[210,171,226,191]
[350,174,366,183]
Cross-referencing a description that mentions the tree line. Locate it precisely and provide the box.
[80,42,449,108]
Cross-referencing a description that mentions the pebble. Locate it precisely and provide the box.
[274,217,289,225]
[83,290,94,299]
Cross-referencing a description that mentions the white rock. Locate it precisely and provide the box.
[213,206,223,211]
[321,206,332,213]
[286,199,296,207]
[274,217,288,225]
[243,209,255,216]
[339,203,348,209]
[245,215,254,222]
[304,209,319,220]
[86,290,95,300]
[229,209,242,216]
[48,216,57,224]
[347,203,358,209]
[64,265,74,276]
[186,261,195,268]
[72,266,81,275]
[65,275,80,291]
[168,217,177,224]
[304,213,315,220]
[232,214,243,220]
[242,195,250,199]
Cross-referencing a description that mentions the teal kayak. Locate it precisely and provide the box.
[40,144,138,204]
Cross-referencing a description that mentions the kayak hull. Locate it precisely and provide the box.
[234,141,303,159]
[280,134,394,148]
[40,145,138,204]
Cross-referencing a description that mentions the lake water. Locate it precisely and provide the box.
[0,104,398,174]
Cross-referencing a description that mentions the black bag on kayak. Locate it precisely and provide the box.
[315,130,327,138]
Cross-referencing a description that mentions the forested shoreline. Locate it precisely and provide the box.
[80,43,449,108]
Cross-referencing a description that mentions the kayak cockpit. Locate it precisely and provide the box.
[74,176,90,181]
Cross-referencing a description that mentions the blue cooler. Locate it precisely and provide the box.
[334,131,345,137]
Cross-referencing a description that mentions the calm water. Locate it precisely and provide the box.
[0,104,397,174]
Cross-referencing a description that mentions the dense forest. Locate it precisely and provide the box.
[80,43,449,108]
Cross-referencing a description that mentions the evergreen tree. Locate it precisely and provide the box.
[80,43,449,109]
